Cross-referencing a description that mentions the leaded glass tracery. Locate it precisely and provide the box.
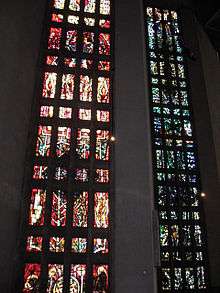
[144,5,209,291]
[19,0,113,292]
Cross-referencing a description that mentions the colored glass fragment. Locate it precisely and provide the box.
[23,264,41,293]
[33,165,48,180]
[80,75,93,101]
[93,238,108,254]
[95,130,109,160]
[47,264,63,293]
[97,77,110,103]
[49,237,65,252]
[99,33,110,55]
[42,72,57,98]
[26,236,43,252]
[56,127,71,157]
[93,265,108,292]
[94,192,109,228]
[60,74,74,100]
[51,191,67,227]
[73,192,88,227]
[29,189,46,226]
[48,28,62,50]
[70,265,86,293]
[71,238,87,253]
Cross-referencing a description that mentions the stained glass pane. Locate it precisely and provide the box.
[100,0,110,15]
[83,32,94,53]
[84,17,95,26]
[40,106,54,118]
[54,167,68,180]
[93,238,108,254]
[66,30,77,51]
[56,127,71,157]
[98,61,110,71]
[47,264,63,293]
[49,237,65,252]
[70,265,86,293]
[51,191,67,227]
[99,19,110,29]
[84,0,96,13]
[59,107,72,119]
[76,128,90,159]
[78,109,91,120]
[29,189,46,226]
[71,238,87,253]
[60,74,74,100]
[46,56,58,66]
[99,33,110,55]
[64,58,76,67]
[33,165,48,180]
[95,130,109,160]
[96,110,110,122]
[94,192,109,228]
[75,168,89,182]
[52,13,63,23]
[81,59,93,69]
[54,0,65,9]
[93,265,108,292]
[23,264,41,293]
[69,0,80,11]
[73,191,88,227]
[48,28,62,50]
[42,72,57,98]
[97,77,110,103]
[95,169,109,183]
[26,236,43,252]
[80,75,93,101]
[68,15,79,24]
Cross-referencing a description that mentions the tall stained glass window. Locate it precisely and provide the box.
[19,0,113,292]
[144,6,209,291]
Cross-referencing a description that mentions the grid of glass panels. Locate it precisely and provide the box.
[144,6,209,291]
[20,0,113,292]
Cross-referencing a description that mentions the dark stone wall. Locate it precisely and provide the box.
[114,0,156,292]
[0,1,46,292]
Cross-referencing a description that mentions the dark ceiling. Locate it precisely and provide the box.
[192,0,220,55]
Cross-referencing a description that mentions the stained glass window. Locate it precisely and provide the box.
[20,0,113,291]
[144,5,209,290]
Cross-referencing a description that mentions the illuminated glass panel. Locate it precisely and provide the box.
[75,168,89,182]
[93,265,108,292]
[70,265,86,293]
[69,0,80,11]
[98,61,110,71]
[76,128,90,159]
[29,189,46,226]
[48,28,62,50]
[84,17,95,26]
[23,264,41,293]
[97,77,110,103]
[64,57,76,67]
[60,74,74,100]
[96,110,110,122]
[33,165,48,180]
[95,169,109,183]
[80,75,93,102]
[66,30,77,51]
[145,6,208,290]
[40,106,54,118]
[100,0,110,15]
[42,72,57,98]
[54,0,65,9]
[26,236,43,252]
[78,108,91,120]
[95,130,109,160]
[59,107,72,119]
[52,13,63,23]
[56,127,71,157]
[46,56,58,66]
[49,237,65,252]
[94,192,109,228]
[51,191,67,227]
[73,191,88,227]
[81,59,93,69]
[83,32,94,53]
[71,238,87,253]
[99,33,110,55]
[99,19,110,29]
[47,264,63,293]
[54,167,68,180]
[68,15,79,24]
[84,0,95,13]
[93,238,108,254]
